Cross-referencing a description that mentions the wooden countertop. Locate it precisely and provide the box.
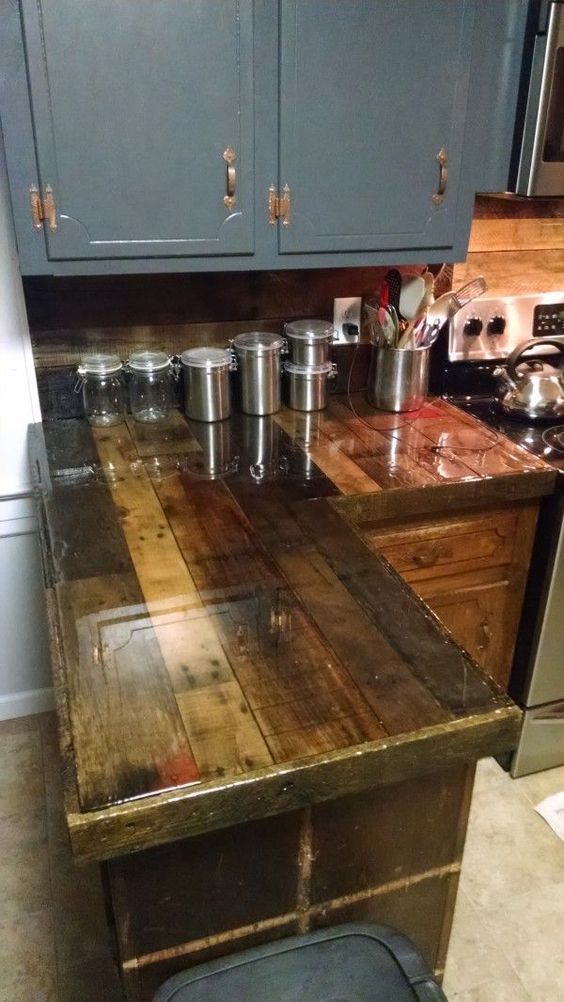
[31,396,552,863]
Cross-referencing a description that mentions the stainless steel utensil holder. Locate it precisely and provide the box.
[367,345,430,412]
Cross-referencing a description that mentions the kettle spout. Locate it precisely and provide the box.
[493,365,517,391]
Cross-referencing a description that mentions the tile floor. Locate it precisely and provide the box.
[1,712,563,1001]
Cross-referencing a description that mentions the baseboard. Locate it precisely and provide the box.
[0,686,55,720]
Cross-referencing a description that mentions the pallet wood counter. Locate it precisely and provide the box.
[29,397,553,999]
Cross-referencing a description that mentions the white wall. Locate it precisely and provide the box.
[0,127,52,717]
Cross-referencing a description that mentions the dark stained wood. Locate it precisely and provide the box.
[32,406,531,863]
[107,765,473,999]
[56,573,200,809]
[24,266,440,332]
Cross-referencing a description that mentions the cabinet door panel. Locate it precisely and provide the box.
[423,580,512,689]
[278,0,474,255]
[21,0,254,259]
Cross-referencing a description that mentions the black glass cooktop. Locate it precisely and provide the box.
[450,396,564,473]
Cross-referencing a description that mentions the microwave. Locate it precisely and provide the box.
[511,1,564,196]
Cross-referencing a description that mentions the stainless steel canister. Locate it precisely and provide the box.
[232,332,284,415]
[284,361,336,412]
[284,319,335,366]
[180,347,232,422]
[367,345,430,412]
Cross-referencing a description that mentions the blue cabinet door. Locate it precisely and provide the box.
[277,0,475,256]
[20,0,254,260]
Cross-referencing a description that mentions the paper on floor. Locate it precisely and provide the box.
[535,791,564,842]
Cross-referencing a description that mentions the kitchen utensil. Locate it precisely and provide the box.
[450,276,487,314]
[232,332,284,415]
[377,306,397,346]
[284,319,335,366]
[180,347,232,422]
[493,338,564,420]
[284,360,337,412]
[385,269,403,318]
[399,275,426,321]
[367,343,431,412]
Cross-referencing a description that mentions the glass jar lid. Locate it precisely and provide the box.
[180,347,231,369]
[77,353,123,376]
[128,350,171,372]
[284,360,334,375]
[284,319,334,341]
[232,332,284,354]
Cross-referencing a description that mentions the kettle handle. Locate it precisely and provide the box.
[507,338,564,382]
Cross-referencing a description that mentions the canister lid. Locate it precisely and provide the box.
[77,353,123,376]
[284,319,334,341]
[284,360,334,375]
[232,332,284,354]
[180,347,231,369]
[127,350,171,372]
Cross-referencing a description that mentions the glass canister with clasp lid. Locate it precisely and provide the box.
[75,353,125,427]
[127,350,175,423]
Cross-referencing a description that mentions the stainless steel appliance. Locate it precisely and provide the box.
[439,290,564,776]
[512,1,564,196]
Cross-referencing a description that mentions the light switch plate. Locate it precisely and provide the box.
[333,297,361,343]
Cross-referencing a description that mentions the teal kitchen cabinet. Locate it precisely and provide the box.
[277,0,473,257]
[0,1,527,275]
[16,0,255,261]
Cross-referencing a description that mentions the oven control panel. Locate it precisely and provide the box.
[533,303,564,337]
[449,292,564,362]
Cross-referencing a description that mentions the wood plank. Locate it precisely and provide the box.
[56,573,199,810]
[125,411,199,457]
[91,424,274,784]
[327,399,477,484]
[155,471,388,761]
[294,499,506,714]
[273,409,379,495]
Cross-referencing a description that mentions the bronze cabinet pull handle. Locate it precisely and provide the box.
[432,147,448,205]
[223,146,236,210]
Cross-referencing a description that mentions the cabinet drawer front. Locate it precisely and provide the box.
[367,511,517,579]
[278,0,475,255]
[21,0,255,260]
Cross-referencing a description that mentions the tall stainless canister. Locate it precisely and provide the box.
[232,332,284,415]
[367,344,430,412]
[284,319,335,366]
[180,347,232,422]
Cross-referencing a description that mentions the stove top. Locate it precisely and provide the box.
[452,396,564,472]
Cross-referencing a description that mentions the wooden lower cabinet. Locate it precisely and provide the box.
[363,501,539,690]
[106,765,474,1001]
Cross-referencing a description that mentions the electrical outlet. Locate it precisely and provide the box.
[333,297,361,342]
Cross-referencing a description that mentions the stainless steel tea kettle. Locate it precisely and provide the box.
[494,338,564,420]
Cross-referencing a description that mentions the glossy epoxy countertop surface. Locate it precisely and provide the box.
[31,396,552,861]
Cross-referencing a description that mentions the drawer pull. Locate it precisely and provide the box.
[413,545,442,567]
[478,621,491,651]
[223,146,237,210]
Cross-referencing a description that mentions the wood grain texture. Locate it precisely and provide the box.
[31,399,536,861]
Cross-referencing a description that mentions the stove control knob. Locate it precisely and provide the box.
[463,316,483,337]
[487,314,506,336]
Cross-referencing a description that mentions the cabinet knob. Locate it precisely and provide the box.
[413,544,442,567]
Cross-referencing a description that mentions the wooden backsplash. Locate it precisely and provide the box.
[453,194,564,296]
[25,264,450,369]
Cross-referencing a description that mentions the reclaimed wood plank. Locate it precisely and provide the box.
[294,499,505,714]
[125,411,199,457]
[155,471,388,760]
[92,425,274,783]
[56,573,199,810]
[274,409,380,494]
